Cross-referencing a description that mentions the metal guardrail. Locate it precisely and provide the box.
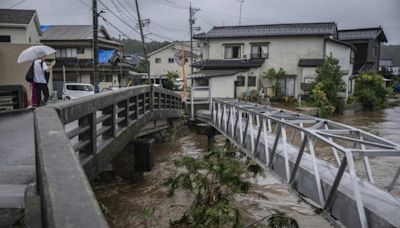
[34,85,182,227]
[211,98,400,228]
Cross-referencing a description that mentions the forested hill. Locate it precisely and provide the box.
[381,44,400,66]
[117,38,170,56]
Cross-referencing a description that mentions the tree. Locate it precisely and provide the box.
[263,68,285,97]
[355,71,387,110]
[165,144,297,227]
[136,59,149,73]
[165,71,179,90]
[311,55,345,116]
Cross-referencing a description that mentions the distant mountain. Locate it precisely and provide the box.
[117,39,170,56]
[381,44,400,66]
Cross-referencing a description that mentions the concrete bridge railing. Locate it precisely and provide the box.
[210,98,400,228]
[33,85,182,227]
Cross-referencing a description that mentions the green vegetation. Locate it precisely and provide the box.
[311,55,345,117]
[354,71,387,110]
[165,144,297,227]
[263,68,285,97]
[119,39,170,56]
[165,71,179,90]
[136,59,149,73]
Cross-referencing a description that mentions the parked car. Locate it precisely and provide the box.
[63,83,94,100]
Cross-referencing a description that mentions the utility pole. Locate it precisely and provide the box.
[189,3,200,120]
[118,34,123,88]
[238,0,244,25]
[189,3,200,75]
[135,0,150,83]
[92,0,99,92]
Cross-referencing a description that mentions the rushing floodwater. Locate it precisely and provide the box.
[330,106,400,195]
[94,131,332,227]
[94,106,400,227]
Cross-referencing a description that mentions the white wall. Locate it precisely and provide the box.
[149,44,198,78]
[26,19,41,44]
[0,27,27,43]
[210,75,235,98]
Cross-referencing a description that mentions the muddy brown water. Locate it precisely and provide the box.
[330,106,400,195]
[94,130,332,227]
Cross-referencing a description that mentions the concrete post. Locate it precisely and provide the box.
[111,138,155,182]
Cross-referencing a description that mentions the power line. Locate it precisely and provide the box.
[7,0,27,9]
[100,16,131,39]
[98,0,141,35]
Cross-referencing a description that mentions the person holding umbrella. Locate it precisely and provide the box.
[33,57,55,106]
[17,45,56,106]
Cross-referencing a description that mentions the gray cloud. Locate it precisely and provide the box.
[1,0,399,43]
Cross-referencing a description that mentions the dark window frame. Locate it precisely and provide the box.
[224,45,241,59]
[194,78,209,86]
[250,44,269,59]
[248,76,256,87]
[168,58,174,63]
[77,48,85,54]
[236,76,245,87]
[0,35,11,42]
[155,58,161,63]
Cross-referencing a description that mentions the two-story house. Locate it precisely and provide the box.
[338,27,387,74]
[0,9,41,44]
[41,25,134,96]
[192,22,356,100]
[148,41,200,79]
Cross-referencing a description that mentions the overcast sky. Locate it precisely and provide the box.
[2,0,400,44]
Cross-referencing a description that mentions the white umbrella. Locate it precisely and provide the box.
[17,45,56,63]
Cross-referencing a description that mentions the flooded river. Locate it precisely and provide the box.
[330,106,400,195]
[94,106,400,227]
[94,131,331,227]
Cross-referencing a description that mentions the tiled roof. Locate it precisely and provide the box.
[338,28,387,42]
[194,22,337,39]
[189,69,247,79]
[192,59,265,69]
[0,9,36,24]
[298,59,324,67]
[41,25,93,40]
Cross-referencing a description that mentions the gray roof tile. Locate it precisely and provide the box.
[41,25,93,40]
[194,22,337,39]
[338,28,387,42]
[193,59,264,69]
[298,59,324,67]
[0,9,36,24]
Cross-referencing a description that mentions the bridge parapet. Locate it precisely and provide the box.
[33,85,182,227]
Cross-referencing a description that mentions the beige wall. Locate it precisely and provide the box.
[0,43,33,102]
[77,47,93,59]
[0,27,27,43]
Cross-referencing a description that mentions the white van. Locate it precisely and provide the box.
[63,83,95,100]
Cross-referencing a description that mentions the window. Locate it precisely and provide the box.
[194,78,209,86]
[56,48,77,58]
[0,36,11,42]
[225,45,241,59]
[373,46,378,57]
[168,58,174,63]
[236,76,245,87]
[248,76,256,87]
[348,79,353,93]
[278,77,295,96]
[66,85,94,91]
[77,48,85,54]
[251,44,269,59]
[185,58,188,63]
[155,58,161,63]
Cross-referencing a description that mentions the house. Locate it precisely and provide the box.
[192,22,356,100]
[338,27,387,74]
[40,25,134,95]
[148,41,200,79]
[0,9,42,44]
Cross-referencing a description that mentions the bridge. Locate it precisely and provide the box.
[196,98,400,228]
[0,85,182,227]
